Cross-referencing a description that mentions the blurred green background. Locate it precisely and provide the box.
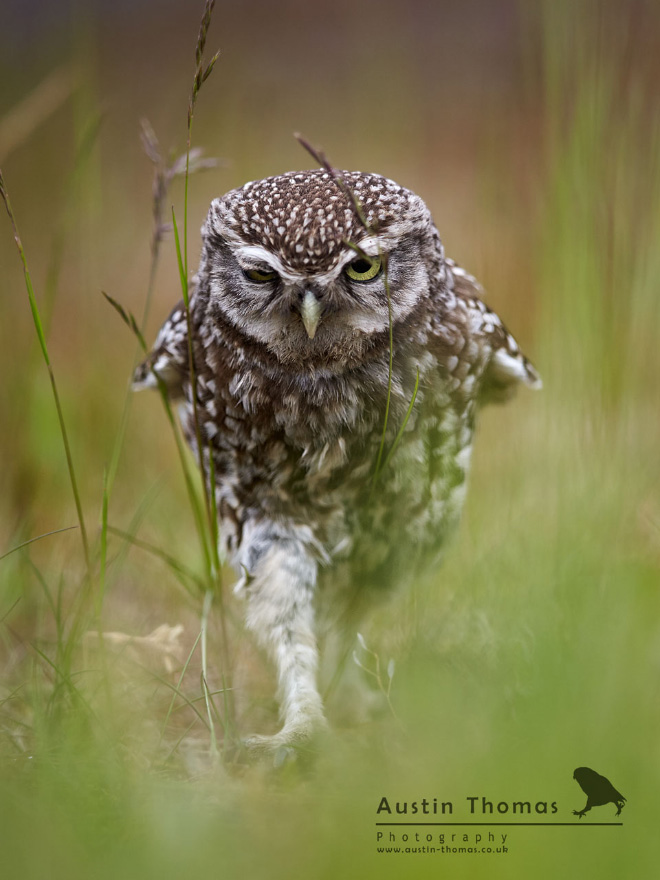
[1,0,659,877]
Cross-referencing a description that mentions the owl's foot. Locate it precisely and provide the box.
[572,809,587,819]
[242,715,329,767]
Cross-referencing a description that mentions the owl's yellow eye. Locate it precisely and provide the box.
[344,255,382,282]
[244,267,278,283]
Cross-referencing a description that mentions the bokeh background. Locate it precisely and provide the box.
[1,0,659,878]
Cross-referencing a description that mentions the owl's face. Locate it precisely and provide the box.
[200,170,442,366]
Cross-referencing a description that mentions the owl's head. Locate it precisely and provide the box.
[198,170,445,366]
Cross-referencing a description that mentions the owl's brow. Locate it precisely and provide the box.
[343,239,371,262]
[232,244,299,282]
[234,239,392,286]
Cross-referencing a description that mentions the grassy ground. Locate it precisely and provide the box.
[1,1,659,877]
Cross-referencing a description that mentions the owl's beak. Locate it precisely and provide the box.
[300,290,322,339]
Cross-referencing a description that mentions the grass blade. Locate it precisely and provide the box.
[0,170,91,573]
[172,206,220,578]
[382,367,420,473]
[0,527,78,563]
[370,256,394,494]
[106,525,205,595]
[159,630,203,743]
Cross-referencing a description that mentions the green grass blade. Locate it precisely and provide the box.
[171,205,190,307]
[200,590,219,754]
[106,525,205,595]
[101,289,213,572]
[98,467,109,620]
[382,367,420,473]
[159,630,203,743]
[101,291,148,352]
[370,256,393,495]
[0,170,91,573]
[0,527,78,563]
[172,206,220,579]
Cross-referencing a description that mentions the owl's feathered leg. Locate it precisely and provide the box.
[235,521,327,761]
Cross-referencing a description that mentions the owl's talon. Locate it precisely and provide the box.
[241,716,329,765]
[241,735,301,766]
[273,745,297,768]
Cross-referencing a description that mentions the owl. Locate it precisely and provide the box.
[133,169,541,759]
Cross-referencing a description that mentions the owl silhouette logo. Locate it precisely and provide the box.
[572,767,626,819]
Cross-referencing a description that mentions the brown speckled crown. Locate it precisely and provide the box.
[210,169,421,272]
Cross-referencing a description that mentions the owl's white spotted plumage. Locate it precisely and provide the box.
[134,169,540,756]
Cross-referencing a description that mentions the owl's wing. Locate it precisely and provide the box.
[447,260,542,404]
[132,300,189,398]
